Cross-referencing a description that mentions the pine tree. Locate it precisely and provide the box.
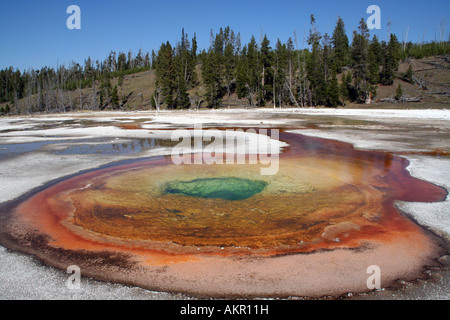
[191,33,198,59]
[118,73,124,88]
[274,39,288,107]
[306,15,326,106]
[351,18,370,102]
[117,53,127,71]
[405,64,413,83]
[395,83,403,100]
[368,35,382,85]
[99,90,104,108]
[99,74,112,107]
[340,72,351,102]
[151,50,156,70]
[176,28,197,90]
[155,42,177,109]
[366,35,382,102]
[286,37,295,94]
[260,35,273,104]
[326,68,341,107]
[332,16,350,73]
[111,85,119,108]
[242,36,260,106]
[381,34,401,85]
[176,75,190,109]
[235,46,249,100]
[189,33,198,87]
[223,36,236,96]
[144,53,150,68]
[202,49,222,108]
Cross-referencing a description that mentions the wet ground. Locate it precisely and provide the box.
[0,108,448,300]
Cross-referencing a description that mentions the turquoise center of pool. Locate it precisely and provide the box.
[163,177,268,201]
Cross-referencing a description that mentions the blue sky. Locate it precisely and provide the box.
[0,0,449,71]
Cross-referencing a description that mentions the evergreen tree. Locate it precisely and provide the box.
[99,90,104,108]
[366,35,382,101]
[326,68,341,107]
[155,42,177,108]
[273,39,295,107]
[332,16,350,73]
[117,53,127,71]
[171,28,198,109]
[3,16,448,114]
[144,53,150,68]
[244,36,260,106]
[235,46,249,99]
[223,35,236,96]
[405,64,414,83]
[340,72,351,102]
[202,48,223,108]
[395,83,403,100]
[118,73,124,88]
[191,33,198,59]
[368,35,382,85]
[306,15,326,106]
[176,76,190,109]
[259,35,274,104]
[201,28,230,107]
[111,85,119,108]
[99,74,112,107]
[286,37,295,91]
[381,34,401,85]
[176,28,197,89]
[151,50,156,70]
[351,18,370,102]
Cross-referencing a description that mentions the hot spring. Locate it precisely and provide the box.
[0,130,447,298]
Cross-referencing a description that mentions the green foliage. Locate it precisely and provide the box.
[368,35,382,85]
[381,34,401,85]
[1,17,449,113]
[405,64,414,83]
[99,90,104,108]
[202,50,223,108]
[340,72,351,102]
[111,85,119,108]
[332,16,350,73]
[235,50,249,99]
[395,83,403,100]
[326,70,341,107]
[176,76,191,109]
[351,18,370,102]
[155,41,176,108]
[306,15,327,106]
[118,73,124,88]
[404,41,449,59]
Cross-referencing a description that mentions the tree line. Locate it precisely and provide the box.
[0,49,152,114]
[1,15,449,115]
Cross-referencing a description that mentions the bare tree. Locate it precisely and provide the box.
[189,91,203,111]
[153,88,162,115]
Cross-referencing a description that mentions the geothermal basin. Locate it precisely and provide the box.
[0,109,449,299]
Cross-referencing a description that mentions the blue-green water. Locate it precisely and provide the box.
[163,177,268,201]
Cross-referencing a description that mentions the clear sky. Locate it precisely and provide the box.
[0,0,449,71]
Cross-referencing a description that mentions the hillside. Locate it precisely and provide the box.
[1,55,449,115]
